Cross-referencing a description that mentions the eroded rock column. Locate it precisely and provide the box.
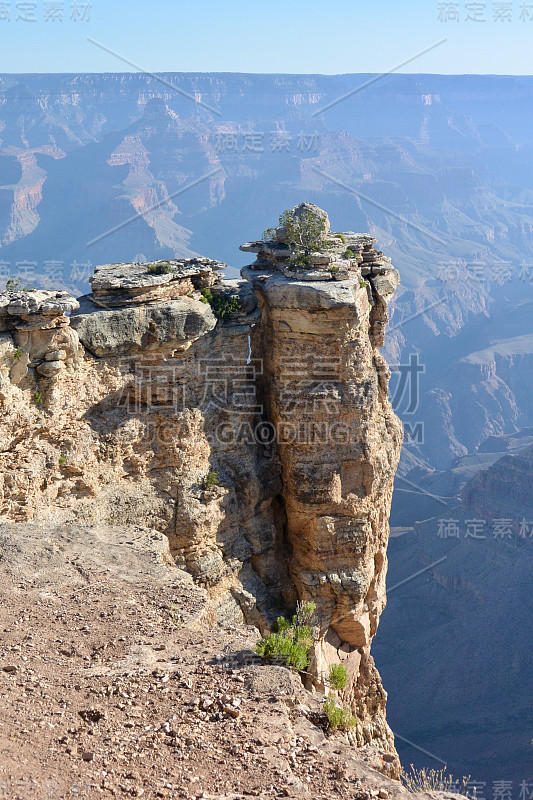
[242,209,402,752]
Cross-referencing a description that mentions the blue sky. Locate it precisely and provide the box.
[1,0,533,74]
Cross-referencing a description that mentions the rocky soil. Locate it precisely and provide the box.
[0,521,438,800]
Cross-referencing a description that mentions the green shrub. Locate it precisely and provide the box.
[147,261,173,275]
[323,695,357,731]
[256,601,316,671]
[199,470,219,490]
[293,600,316,628]
[256,632,310,671]
[33,392,43,405]
[200,288,241,321]
[333,233,346,243]
[359,278,367,289]
[13,347,23,361]
[58,455,67,466]
[6,277,34,292]
[328,663,348,691]
[344,249,354,259]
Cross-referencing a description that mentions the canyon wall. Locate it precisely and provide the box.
[0,206,402,758]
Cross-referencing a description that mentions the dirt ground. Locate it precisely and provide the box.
[0,521,443,800]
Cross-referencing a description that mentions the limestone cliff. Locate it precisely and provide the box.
[0,205,401,762]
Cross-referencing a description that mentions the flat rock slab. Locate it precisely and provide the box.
[239,228,393,283]
[242,268,364,312]
[0,521,196,593]
[0,291,79,331]
[90,258,225,307]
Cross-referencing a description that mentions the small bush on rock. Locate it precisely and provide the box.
[401,766,471,795]
[6,277,34,292]
[200,288,241,321]
[199,470,219,490]
[147,261,173,275]
[264,208,329,270]
[256,601,316,671]
[323,695,357,731]
[328,663,348,690]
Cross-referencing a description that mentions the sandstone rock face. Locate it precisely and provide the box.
[0,290,79,330]
[0,275,288,630]
[71,294,217,357]
[0,207,401,762]
[246,268,402,751]
[0,289,81,404]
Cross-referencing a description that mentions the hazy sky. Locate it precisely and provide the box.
[1,0,533,74]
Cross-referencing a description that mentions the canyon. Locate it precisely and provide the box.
[2,72,533,787]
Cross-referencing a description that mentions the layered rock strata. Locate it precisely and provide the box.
[90,257,223,308]
[0,205,401,756]
[243,263,401,749]
[0,290,80,396]
[241,202,393,283]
